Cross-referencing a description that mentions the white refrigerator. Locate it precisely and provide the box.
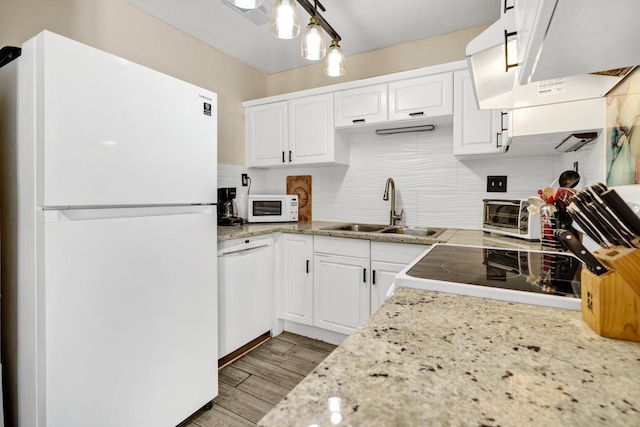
[0,31,218,427]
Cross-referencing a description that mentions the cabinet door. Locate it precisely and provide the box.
[314,255,370,335]
[280,234,314,325]
[334,84,388,128]
[453,69,506,155]
[246,102,288,167]
[288,94,334,164]
[370,261,406,315]
[388,73,453,121]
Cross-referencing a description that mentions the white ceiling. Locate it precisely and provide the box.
[127,0,500,75]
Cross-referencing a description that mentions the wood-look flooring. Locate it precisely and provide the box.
[180,332,337,427]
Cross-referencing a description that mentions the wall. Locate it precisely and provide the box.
[605,67,640,186]
[0,0,267,166]
[220,125,603,229]
[266,26,488,96]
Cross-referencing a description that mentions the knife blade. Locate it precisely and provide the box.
[554,229,608,275]
[579,189,637,247]
[572,191,625,246]
[566,202,611,248]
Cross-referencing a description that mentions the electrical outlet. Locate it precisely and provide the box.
[487,175,507,192]
[241,173,249,187]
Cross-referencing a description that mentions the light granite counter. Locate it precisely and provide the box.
[217,221,542,250]
[259,288,640,426]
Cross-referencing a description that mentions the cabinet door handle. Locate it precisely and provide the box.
[372,270,376,285]
[503,0,514,13]
[306,260,310,274]
[500,111,508,132]
[409,111,424,117]
[504,30,518,72]
[363,268,367,283]
[352,118,365,123]
[496,132,502,148]
[282,151,285,163]
[289,150,292,162]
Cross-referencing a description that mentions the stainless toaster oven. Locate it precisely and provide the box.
[482,199,540,240]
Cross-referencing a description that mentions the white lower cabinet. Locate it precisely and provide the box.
[279,234,429,337]
[314,254,370,335]
[370,242,429,314]
[370,261,405,315]
[313,236,370,335]
[280,233,314,325]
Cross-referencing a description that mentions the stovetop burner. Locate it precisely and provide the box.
[402,244,582,308]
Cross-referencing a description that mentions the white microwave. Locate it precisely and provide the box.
[247,194,298,223]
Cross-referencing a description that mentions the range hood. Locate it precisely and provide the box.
[503,97,605,157]
[466,0,636,110]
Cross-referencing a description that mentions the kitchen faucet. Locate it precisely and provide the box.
[383,177,404,226]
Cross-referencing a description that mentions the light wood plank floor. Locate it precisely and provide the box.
[180,332,337,427]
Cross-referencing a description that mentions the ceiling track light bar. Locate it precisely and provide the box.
[296,0,341,42]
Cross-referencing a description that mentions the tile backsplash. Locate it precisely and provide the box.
[219,123,604,229]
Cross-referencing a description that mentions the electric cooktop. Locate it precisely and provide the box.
[393,244,582,310]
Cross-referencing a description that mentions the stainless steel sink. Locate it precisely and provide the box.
[321,223,389,232]
[321,223,445,238]
[379,226,445,238]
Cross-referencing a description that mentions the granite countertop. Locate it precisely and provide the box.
[217,221,543,250]
[259,288,640,427]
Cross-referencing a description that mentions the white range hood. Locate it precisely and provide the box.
[467,0,639,110]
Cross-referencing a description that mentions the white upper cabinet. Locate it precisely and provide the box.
[288,94,347,165]
[246,94,348,168]
[388,73,453,122]
[334,84,388,128]
[453,69,507,156]
[246,101,288,167]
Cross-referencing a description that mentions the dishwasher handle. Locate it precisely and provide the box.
[217,238,274,256]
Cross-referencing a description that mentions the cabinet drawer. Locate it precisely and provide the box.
[314,235,370,259]
[370,241,429,264]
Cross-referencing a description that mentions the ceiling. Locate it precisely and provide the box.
[127,0,500,75]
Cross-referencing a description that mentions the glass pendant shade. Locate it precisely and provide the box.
[301,17,326,60]
[229,0,263,9]
[270,0,300,39]
[324,40,345,76]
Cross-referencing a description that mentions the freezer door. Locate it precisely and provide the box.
[23,31,217,206]
[37,206,217,427]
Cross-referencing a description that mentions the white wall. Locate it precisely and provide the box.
[219,125,605,229]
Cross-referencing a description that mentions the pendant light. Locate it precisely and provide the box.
[301,16,326,60]
[270,0,300,39]
[229,0,263,9]
[324,39,345,76]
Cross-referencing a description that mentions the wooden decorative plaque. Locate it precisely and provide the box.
[286,175,312,222]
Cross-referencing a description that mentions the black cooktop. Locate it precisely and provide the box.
[406,245,582,298]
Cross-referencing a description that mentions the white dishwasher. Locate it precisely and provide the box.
[217,235,274,359]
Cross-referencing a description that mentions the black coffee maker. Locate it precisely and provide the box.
[217,187,243,225]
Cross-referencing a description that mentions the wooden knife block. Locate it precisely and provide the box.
[581,248,640,342]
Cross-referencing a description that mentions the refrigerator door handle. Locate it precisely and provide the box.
[40,205,216,222]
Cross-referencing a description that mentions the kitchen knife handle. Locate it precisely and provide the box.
[555,229,607,275]
[601,189,640,235]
